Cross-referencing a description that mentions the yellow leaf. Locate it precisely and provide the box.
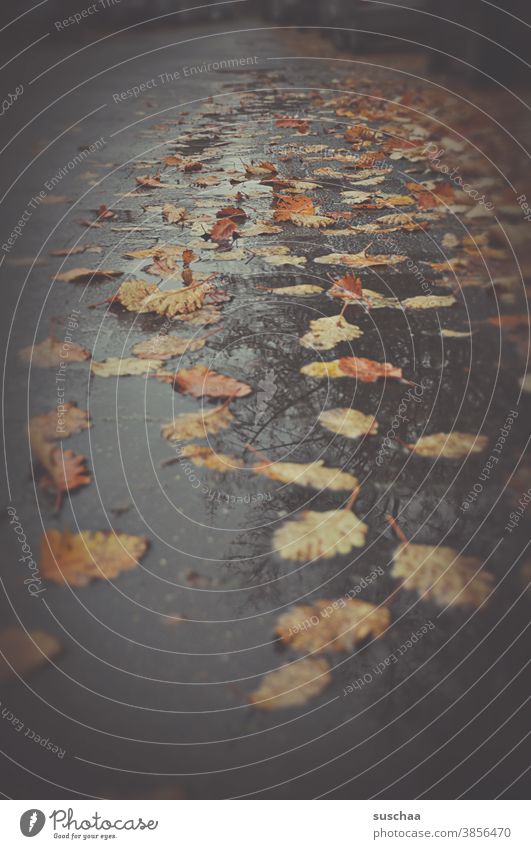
[409,432,488,459]
[300,360,345,379]
[392,543,494,608]
[314,248,408,268]
[55,267,122,283]
[248,658,331,710]
[177,444,243,471]
[270,284,323,296]
[276,599,390,653]
[40,528,148,586]
[252,459,358,492]
[402,295,457,309]
[161,403,233,442]
[299,316,363,350]
[91,357,164,377]
[112,280,206,317]
[0,628,62,682]
[19,336,91,368]
[132,334,207,359]
[319,408,379,439]
[274,508,368,561]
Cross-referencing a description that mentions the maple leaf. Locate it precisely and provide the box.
[28,403,92,505]
[110,280,207,317]
[329,274,364,301]
[392,543,494,608]
[276,599,390,653]
[91,357,165,377]
[19,336,90,368]
[315,247,408,268]
[0,628,62,682]
[408,432,488,459]
[55,267,123,283]
[319,408,379,439]
[172,365,252,398]
[40,528,148,586]
[274,507,367,562]
[29,402,90,442]
[248,658,331,710]
[161,402,233,442]
[299,315,363,350]
[132,334,208,360]
[274,194,315,222]
[39,447,91,500]
[251,457,358,492]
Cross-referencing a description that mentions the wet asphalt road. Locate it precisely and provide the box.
[0,15,529,800]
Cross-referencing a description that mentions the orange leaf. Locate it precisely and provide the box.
[338,356,403,382]
[275,117,309,133]
[329,274,363,300]
[172,364,252,398]
[210,218,238,242]
[274,194,315,222]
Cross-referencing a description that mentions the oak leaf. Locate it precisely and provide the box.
[172,365,252,398]
[40,528,148,586]
[276,599,390,653]
[252,458,358,492]
[110,280,206,317]
[319,408,379,439]
[408,432,488,459]
[274,508,368,561]
[19,336,90,368]
[0,628,62,682]
[392,543,494,607]
[161,403,233,442]
[132,334,207,359]
[91,357,165,377]
[315,248,408,268]
[299,315,363,350]
[248,658,331,710]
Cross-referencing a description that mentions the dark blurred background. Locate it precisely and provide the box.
[2,1,530,84]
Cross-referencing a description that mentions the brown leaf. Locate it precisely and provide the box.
[172,365,252,398]
[0,628,62,682]
[29,402,90,442]
[41,528,148,586]
[244,161,277,177]
[55,267,123,283]
[136,172,163,188]
[338,357,403,382]
[329,274,363,301]
[276,599,390,653]
[345,124,380,142]
[275,117,310,134]
[162,204,187,223]
[39,447,91,498]
[248,658,331,710]
[210,217,238,243]
[19,336,91,368]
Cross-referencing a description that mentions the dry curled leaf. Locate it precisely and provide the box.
[408,432,488,459]
[275,116,310,134]
[276,599,390,654]
[392,543,494,608]
[0,628,62,682]
[402,295,457,310]
[161,402,233,442]
[162,204,187,223]
[319,408,379,439]
[172,365,252,398]
[110,280,206,317]
[55,267,123,283]
[302,357,403,383]
[329,274,363,301]
[210,217,238,243]
[315,248,408,268]
[299,316,363,350]
[252,458,358,492]
[244,160,277,177]
[91,357,165,377]
[176,444,243,471]
[19,335,91,368]
[132,334,207,360]
[136,172,163,188]
[248,658,331,711]
[274,508,367,561]
[345,124,380,142]
[40,528,148,586]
